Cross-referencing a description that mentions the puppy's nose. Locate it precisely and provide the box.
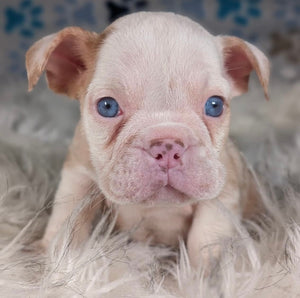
[148,139,185,169]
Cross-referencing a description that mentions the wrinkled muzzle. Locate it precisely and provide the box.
[103,121,226,204]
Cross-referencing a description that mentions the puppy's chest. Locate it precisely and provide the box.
[114,203,195,246]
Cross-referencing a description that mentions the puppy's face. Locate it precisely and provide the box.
[26,12,269,205]
[84,14,231,204]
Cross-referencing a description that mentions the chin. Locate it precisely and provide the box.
[146,185,191,205]
[105,183,222,206]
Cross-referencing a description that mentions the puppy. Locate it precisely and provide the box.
[26,12,269,267]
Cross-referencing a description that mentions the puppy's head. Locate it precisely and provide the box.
[26,12,269,205]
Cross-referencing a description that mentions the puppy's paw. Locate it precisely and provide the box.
[188,242,222,276]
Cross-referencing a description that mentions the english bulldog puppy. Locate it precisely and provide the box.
[26,12,269,267]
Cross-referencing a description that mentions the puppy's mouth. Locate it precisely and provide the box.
[147,184,191,204]
[144,170,196,204]
[106,145,225,205]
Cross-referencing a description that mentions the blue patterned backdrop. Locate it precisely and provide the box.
[0,0,299,80]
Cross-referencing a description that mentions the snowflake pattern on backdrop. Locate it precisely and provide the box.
[54,0,97,28]
[4,0,43,38]
[217,0,261,26]
[273,0,300,29]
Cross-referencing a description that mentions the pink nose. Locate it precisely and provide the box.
[148,139,185,169]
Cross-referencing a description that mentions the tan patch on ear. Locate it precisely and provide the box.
[26,26,114,100]
[70,26,115,100]
[26,33,57,92]
[221,36,270,100]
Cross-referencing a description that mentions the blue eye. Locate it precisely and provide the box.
[205,96,224,117]
[97,97,120,118]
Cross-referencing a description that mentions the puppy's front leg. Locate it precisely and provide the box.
[41,166,98,249]
[187,188,240,269]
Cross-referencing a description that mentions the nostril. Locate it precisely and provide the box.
[148,138,185,168]
[155,153,163,160]
[173,153,180,160]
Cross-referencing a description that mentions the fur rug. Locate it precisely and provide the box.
[0,75,299,297]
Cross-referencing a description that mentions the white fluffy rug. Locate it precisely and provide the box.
[0,73,300,297]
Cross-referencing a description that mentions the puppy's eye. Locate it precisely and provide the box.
[97,97,120,118]
[204,96,224,117]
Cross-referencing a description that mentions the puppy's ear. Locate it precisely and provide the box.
[26,27,100,99]
[218,36,270,100]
